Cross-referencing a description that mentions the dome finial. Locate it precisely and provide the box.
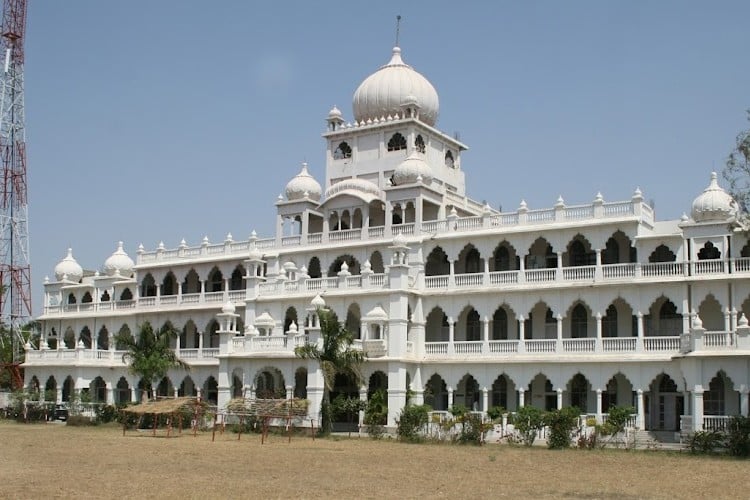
[395,15,402,47]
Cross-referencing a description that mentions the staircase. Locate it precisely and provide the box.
[631,429,686,451]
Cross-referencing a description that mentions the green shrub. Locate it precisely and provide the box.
[544,407,581,449]
[726,416,750,457]
[66,415,97,426]
[95,405,119,424]
[688,430,725,455]
[396,404,429,443]
[456,412,491,446]
[512,406,545,446]
[486,405,506,421]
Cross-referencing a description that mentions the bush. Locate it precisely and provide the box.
[545,407,581,449]
[396,404,429,443]
[66,415,97,427]
[688,430,725,455]
[95,405,119,424]
[456,412,491,446]
[726,416,750,457]
[486,405,506,422]
[512,406,545,446]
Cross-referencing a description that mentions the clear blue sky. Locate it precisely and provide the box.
[24,1,750,314]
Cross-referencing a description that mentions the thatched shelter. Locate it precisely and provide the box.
[120,397,207,437]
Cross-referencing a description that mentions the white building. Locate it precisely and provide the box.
[24,44,750,434]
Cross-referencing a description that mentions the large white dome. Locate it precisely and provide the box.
[54,248,83,282]
[352,47,439,127]
[285,163,322,201]
[103,241,135,277]
[691,172,738,222]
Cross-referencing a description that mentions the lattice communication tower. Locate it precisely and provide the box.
[0,0,29,387]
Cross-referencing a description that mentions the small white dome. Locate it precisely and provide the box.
[691,172,738,222]
[324,177,382,201]
[328,105,343,120]
[103,241,134,278]
[393,151,432,185]
[285,163,322,201]
[364,305,389,322]
[311,294,326,308]
[353,47,439,127]
[54,248,83,282]
[222,301,236,314]
[393,232,408,247]
[248,245,263,261]
[254,311,275,328]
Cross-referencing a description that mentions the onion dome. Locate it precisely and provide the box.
[254,311,275,328]
[328,105,343,120]
[393,151,432,185]
[222,300,236,314]
[103,241,134,278]
[324,177,382,202]
[353,47,439,127]
[691,172,738,222]
[285,163,322,201]
[54,248,83,282]
[364,305,389,322]
[311,294,326,308]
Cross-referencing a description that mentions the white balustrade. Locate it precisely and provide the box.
[562,338,595,352]
[693,260,725,275]
[525,269,556,283]
[454,273,483,287]
[346,276,362,287]
[602,337,636,352]
[602,263,635,279]
[181,293,201,304]
[202,348,219,358]
[489,270,519,285]
[367,226,385,238]
[454,341,483,355]
[643,336,680,351]
[251,335,288,350]
[703,331,732,347]
[703,415,731,431]
[178,349,198,359]
[281,235,301,246]
[489,340,519,353]
[565,205,594,220]
[526,208,555,223]
[392,223,415,235]
[562,266,595,281]
[204,291,224,303]
[455,216,482,231]
[603,201,634,217]
[369,274,386,287]
[641,262,685,277]
[425,276,449,289]
[329,228,362,242]
[228,290,245,301]
[160,296,178,305]
[524,339,556,353]
[307,233,322,244]
[425,342,448,355]
[732,257,750,272]
[138,297,156,307]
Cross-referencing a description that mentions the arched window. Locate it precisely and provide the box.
[603,237,620,265]
[387,132,407,152]
[81,292,92,304]
[308,257,322,279]
[602,304,618,338]
[704,374,726,416]
[414,134,425,153]
[67,293,76,305]
[208,268,223,292]
[466,309,481,341]
[494,245,511,271]
[140,274,157,297]
[445,150,454,168]
[571,304,588,338]
[570,374,588,410]
[649,245,676,263]
[698,241,721,260]
[162,272,177,296]
[333,141,352,160]
[120,288,133,301]
[492,308,508,340]
[100,290,111,302]
[230,266,245,290]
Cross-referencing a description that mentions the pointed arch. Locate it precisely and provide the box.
[179,376,197,397]
[491,374,516,410]
[140,273,157,297]
[254,367,286,399]
[490,241,519,272]
[491,304,517,340]
[564,234,595,267]
[90,376,107,403]
[645,296,683,336]
[230,265,246,290]
[456,373,481,410]
[162,272,178,296]
[79,326,92,349]
[203,376,218,404]
[294,367,308,399]
[424,373,448,411]
[369,251,385,274]
[456,305,481,341]
[119,288,133,301]
[425,306,449,342]
[649,244,676,263]
[345,303,362,339]
[425,246,449,276]
[115,377,131,404]
[387,132,407,152]
[96,326,109,350]
[526,237,556,269]
[697,294,725,331]
[603,230,636,264]
[81,292,93,303]
[308,256,322,279]
[567,373,591,412]
[283,306,299,334]
[328,255,361,277]
[182,269,201,294]
[698,241,721,260]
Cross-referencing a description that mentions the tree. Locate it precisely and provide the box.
[116,321,187,400]
[723,109,750,214]
[512,405,545,446]
[294,308,364,435]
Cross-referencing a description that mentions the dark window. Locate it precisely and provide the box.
[571,304,588,338]
[415,134,425,153]
[387,132,407,151]
[334,141,352,159]
[602,305,618,337]
[649,245,676,263]
[698,241,721,260]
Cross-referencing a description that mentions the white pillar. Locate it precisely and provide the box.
[740,389,749,417]
[518,388,525,408]
[636,389,645,429]
[482,387,489,413]
[447,386,454,409]
[596,388,603,423]
[556,388,563,410]
[692,387,704,432]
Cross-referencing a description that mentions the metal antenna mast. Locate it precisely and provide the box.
[0,0,30,387]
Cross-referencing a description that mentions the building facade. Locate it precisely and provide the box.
[24,45,750,433]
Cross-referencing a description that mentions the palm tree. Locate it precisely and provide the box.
[295,308,365,435]
[116,321,187,400]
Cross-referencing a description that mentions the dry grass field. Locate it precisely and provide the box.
[0,421,747,499]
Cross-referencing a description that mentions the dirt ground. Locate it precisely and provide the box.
[0,421,747,499]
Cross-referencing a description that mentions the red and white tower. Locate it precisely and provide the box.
[0,0,29,381]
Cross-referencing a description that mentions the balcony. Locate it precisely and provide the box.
[24,347,220,364]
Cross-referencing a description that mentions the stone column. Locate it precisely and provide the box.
[482,387,489,413]
[482,317,490,354]
[358,386,367,428]
[636,389,645,429]
[636,312,644,352]
[556,388,563,410]
[518,388,525,408]
[692,387,704,432]
[594,248,602,281]
[447,386,454,410]
[448,318,455,355]
[596,388,603,423]
[595,312,603,352]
